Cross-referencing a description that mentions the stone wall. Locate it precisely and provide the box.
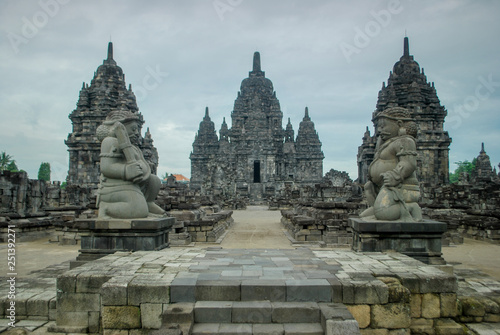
[422,181,500,244]
[281,201,364,246]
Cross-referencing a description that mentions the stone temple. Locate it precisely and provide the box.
[190,52,324,201]
[65,42,158,189]
[357,37,452,187]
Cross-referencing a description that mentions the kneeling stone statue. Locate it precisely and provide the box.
[360,107,422,222]
[96,110,164,219]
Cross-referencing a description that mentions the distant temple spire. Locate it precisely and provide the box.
[304,107,310,121]
[403,37,409,57]
[481,142,486,153]
[204,106,210,119]
[253,51,261,72]
[107,42,113,60]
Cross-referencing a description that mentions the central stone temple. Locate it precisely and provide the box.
[190,52,324,201]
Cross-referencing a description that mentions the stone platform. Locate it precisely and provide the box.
[47,247,467,334]
[350,218,447,265]
[74,217,174,265]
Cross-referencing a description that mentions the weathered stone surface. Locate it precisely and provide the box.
[410,293,422,318]
[102,306,141,329]
[460,296,486,317]
[271,302,320,323]
[346,305,370,328]
[434,318,465,335]
[440,293,458,318]
[232,301,272,323]
[410,318,434,335]
[421,293,441,319]
[141,303,163,329]
[371,303,411,329]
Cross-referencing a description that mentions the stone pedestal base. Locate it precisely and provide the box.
[72,217,174,266]
[350,218,447,265]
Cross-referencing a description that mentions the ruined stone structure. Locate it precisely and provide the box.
[66,42,158,189]
[191,52,324,201]
[358,37,451,186]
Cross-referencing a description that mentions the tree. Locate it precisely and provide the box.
[0,151,13,171]
[7,161,18,172]
[449,159,476,183]
[38,162,51,181]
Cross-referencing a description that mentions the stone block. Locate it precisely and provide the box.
[421,293,440,319]
[102,306,141,329]
[253,323,284,335]
[56,310,89,327]
[163,302,194,324]
[460,296,486,317]
[271,302,320,323]
[484,314,500,322]
[194,301,232,323]
[346,305,370,328]
[101,280,129,306]
[195,280,240,301]
[170,277,196,302]
[360,330,388,335]
[371,303,411,329]
[410,294,422,318]
[325,319,361,335]
[219,323,252,334]
[417,273,457,294]
[434,318,465,335]
[57,292,100,312]
[388,330,410,335]
[128,277,170,305]
[286,279,331,302]
[57,273,77,293]
[353,282,388,305]
[232,301,272,323]
[341,280,355,304]
[410,318,434,335]
[77,273,112,293]
[103,330,129,335]
[89,311,100,333]
[26,291,55,316]
[327,277,343,303]
[283,323,323,335]
[241,280,286,302]
[141,303,163,329]
[440,293,457,317]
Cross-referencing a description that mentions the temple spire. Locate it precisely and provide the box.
[304,107,310,120]
[204,106,210,120]
[253,51,261,72]
[481,142,485,153]
[107,42,113,60]
[403,37,409,57]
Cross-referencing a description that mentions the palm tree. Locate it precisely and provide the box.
[0,151,13,171]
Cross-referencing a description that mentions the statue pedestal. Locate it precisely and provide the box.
[72,217,175,267]
[349,218,447,265]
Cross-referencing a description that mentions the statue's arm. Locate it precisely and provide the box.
[383,138,417,186]
[100,137,128,180]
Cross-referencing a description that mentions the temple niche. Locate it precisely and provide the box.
[357,37,452,188]
[190,52,324,201]
[65,42,158,189]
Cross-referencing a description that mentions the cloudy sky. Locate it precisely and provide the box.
[1,0,499,182]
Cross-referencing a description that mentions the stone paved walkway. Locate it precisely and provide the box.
[220,206,292,249]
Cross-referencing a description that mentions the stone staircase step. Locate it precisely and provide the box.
[193,301,321,324]
[191,322,324,335]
